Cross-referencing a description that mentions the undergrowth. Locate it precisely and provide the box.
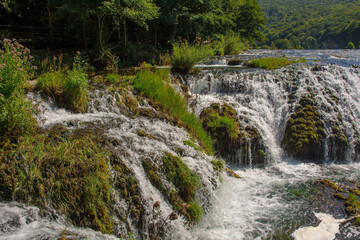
[171,41,213,74]
[133,70,213,154]
[0,132,113,233]
[36,52,89,112]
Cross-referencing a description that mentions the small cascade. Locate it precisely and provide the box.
[186,63,360,165]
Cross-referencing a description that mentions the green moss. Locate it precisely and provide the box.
[184,139,201,151]
[333,193,346,200]
[107,73,120,83]
[133,70,213,154]
[162,153,200,202]
[211,159,224,176]
[282,96,325,160]
[0,133,113,233]
[245,57,306,69]
[137,129,159,141]
[319,179,343,192]
[354,218,360,226]
[228,58,243,66]
[187,202,204,224]
[142,159,165,192]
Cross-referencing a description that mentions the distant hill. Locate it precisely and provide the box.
[258,0,360,49]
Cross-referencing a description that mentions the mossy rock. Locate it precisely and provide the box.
[228,58,243,66]
[201,104,267,166]
[282,96,326,161]
[319,179,343,192]
[333,193,346,200]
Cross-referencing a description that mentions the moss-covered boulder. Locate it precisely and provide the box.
[142,153,203,224]
[200,103,267,167]
[282,96,326,161]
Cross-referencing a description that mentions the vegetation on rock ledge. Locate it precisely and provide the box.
[282,96,325,161]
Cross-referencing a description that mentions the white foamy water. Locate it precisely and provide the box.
[7,50,360,239]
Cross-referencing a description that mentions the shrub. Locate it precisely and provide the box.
[36,52,89,113]
[228,58,243,66]
[0,38,36,136]
[171,41,213,74]
[133,71,213,154]
[223,34,248,55]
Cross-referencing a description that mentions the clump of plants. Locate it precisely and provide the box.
[282,96,326,161]
[228,58,243,66]
[0,131,113,233]
[211,34,248,56]
[133,70,213,154]
[170,41,213,74]
[142,153,204,224]
[245,57,306,69]
[0,38,37,137]
[36,52,89,112]
[201,103,239,143]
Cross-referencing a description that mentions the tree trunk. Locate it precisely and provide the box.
[123,19,127,46]
[98,15,103,52]
[47,5,53,45]
[81,20,87,50]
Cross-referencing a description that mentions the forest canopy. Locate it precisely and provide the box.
[258,0,360,49]
[0,0,266,66]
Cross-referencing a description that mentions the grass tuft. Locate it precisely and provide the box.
[133,70,213,154]
[171,41,213,74]
[246,57,306,69]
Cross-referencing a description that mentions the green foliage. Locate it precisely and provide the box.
[206,112,239,139]
[211,159,224,176]
[171,42,213,74]
[346,41,356,49]
[133,71,213,154]
[184,139,201,151]
[0,133,113,233]
[0,38,36,136]
[282,97,326,160]
[187,202,204,224]
[259,0,360,49]
[245,57,305,69]
[162,153,200,203]
[36,53,89,113]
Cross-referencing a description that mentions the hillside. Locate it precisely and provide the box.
[258,0,360,49]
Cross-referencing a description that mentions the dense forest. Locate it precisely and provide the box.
[258,0,360,49]
[0,0,265,67]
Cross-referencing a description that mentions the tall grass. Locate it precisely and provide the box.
[36,53,89,112]
[0,133,113,233]
[171,41,213,74]
[211,34,248,56]
[133,71,213,154]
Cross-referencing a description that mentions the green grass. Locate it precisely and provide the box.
[206,112,239,139]
[0,133,113,233]
[184,139,201,151]
[133,71,213,154]
[171,41,213,73]
[246,57,306,69]
[107,73,120,83]
[36,67,88,113]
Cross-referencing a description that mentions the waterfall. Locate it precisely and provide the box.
[186,63,360,165]
[2,50,360,240]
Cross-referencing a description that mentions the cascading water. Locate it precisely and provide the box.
[188,50,360,239]
[1,49,360,240]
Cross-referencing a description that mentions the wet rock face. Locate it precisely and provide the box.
[282,96,326,162]
[200,103,267,167]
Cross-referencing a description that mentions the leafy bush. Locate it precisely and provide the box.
[171,41,213,74]
[223,34,248,55]
[0,38,36,136]
[133,71,213,154]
